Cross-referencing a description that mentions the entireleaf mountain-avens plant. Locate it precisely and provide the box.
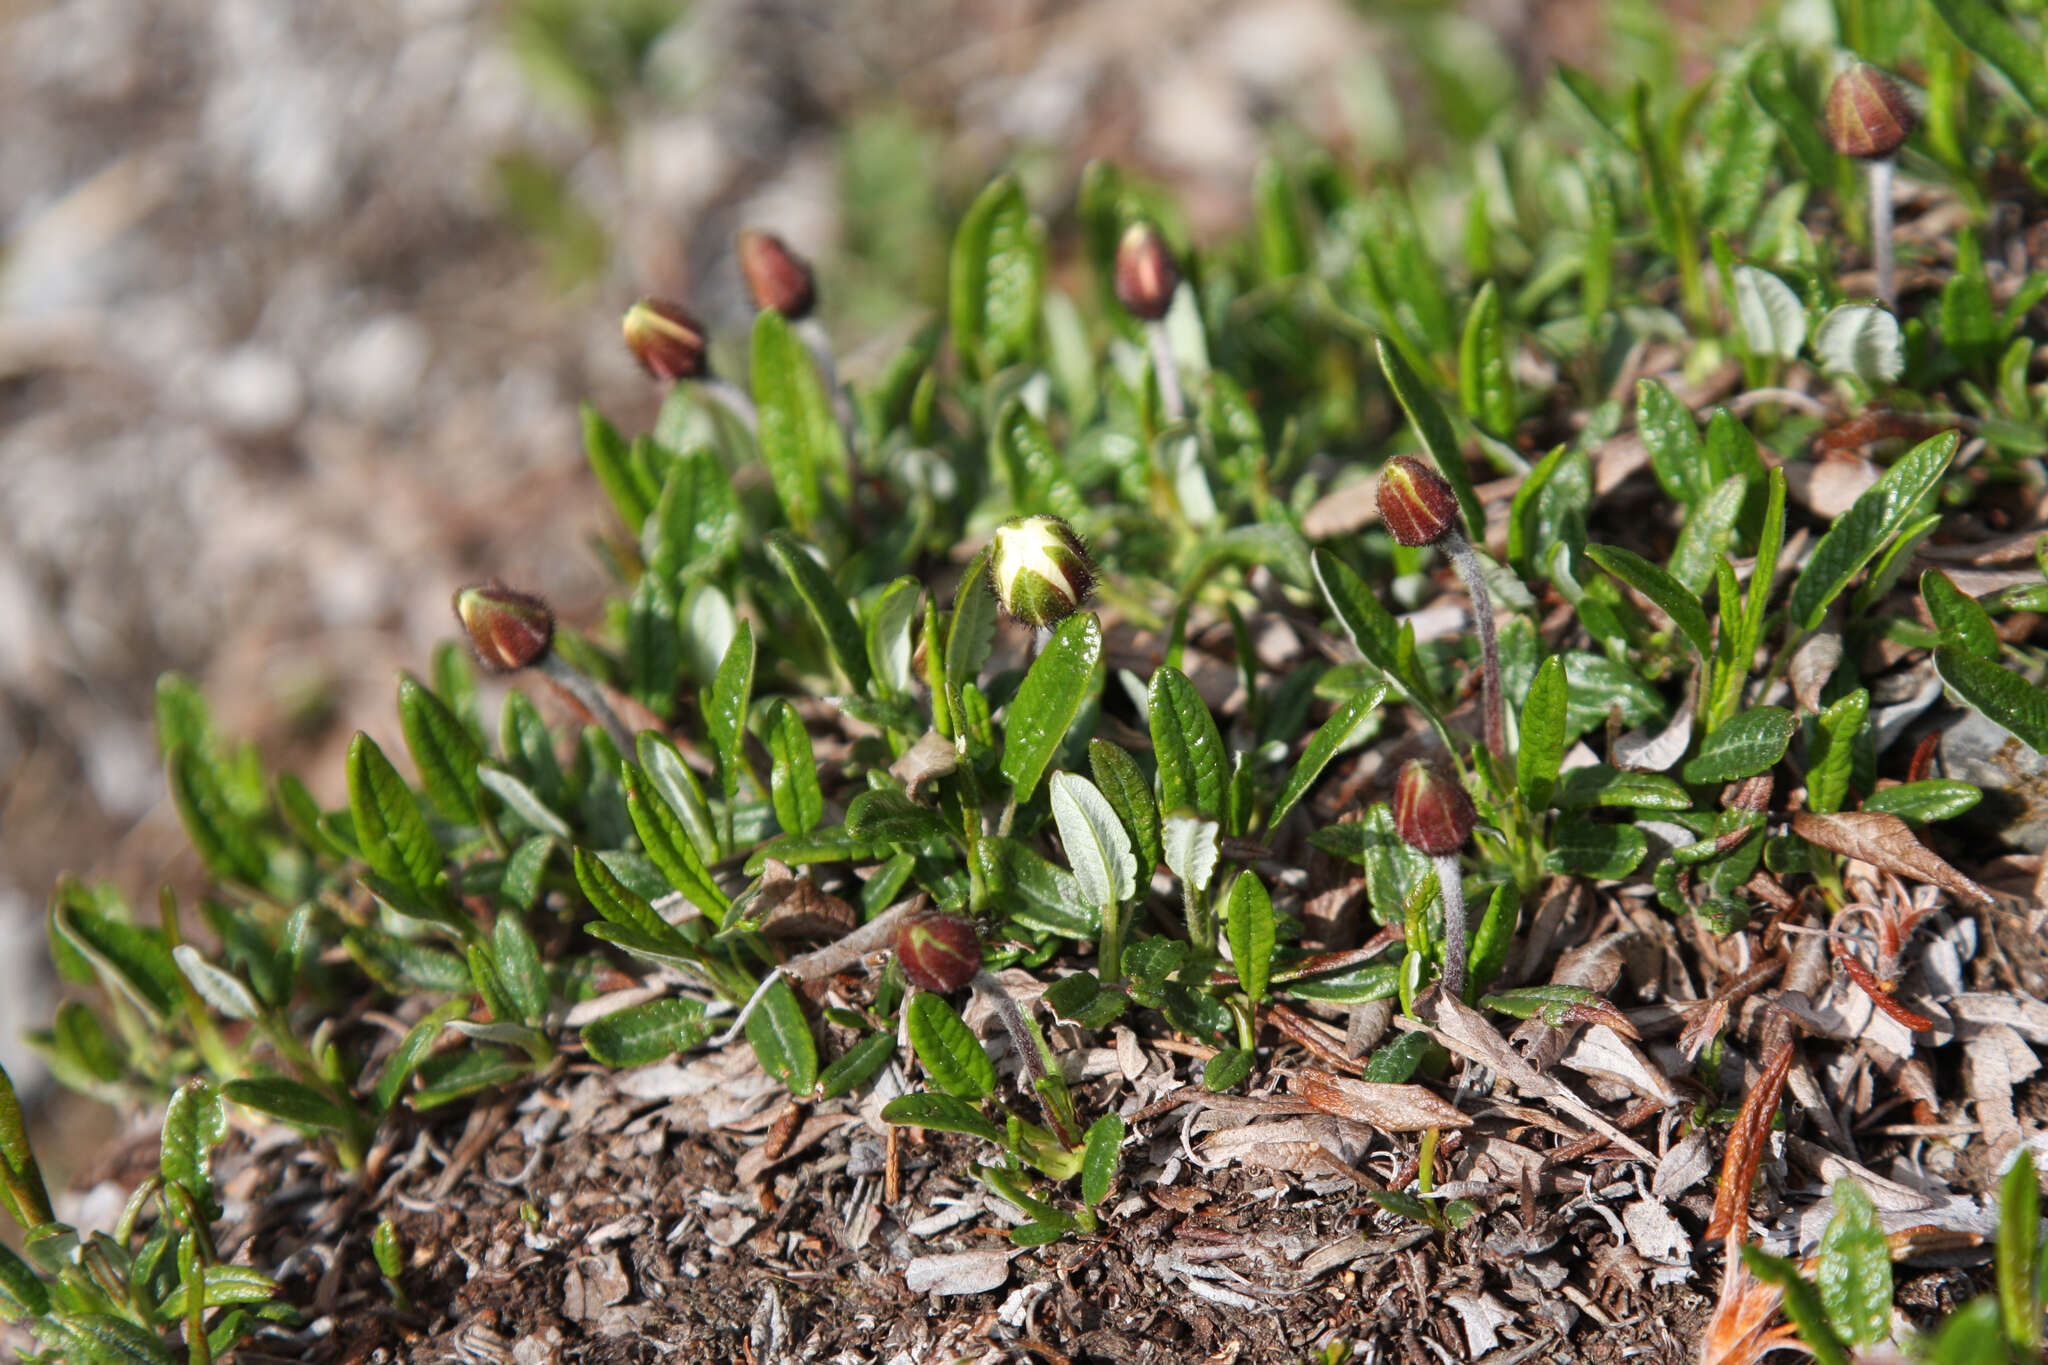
[29,20,2048,1338]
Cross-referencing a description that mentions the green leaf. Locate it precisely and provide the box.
[745,975,817,1095]
[906,993,996,1101]
[764,533,870,694]
[1731,264,1805,359]
[222,1077,356,1136]
[580,998,712,1068]
[476,765,571,841]
[1203,1047,1255,1092]
[817,1031,896,1099]
[490,909,548,1025]
[1545,820,1648,878]
[945,546,999,708]
[1816,1179,1893,1348]
[1862,780,1981,823]
[54,1315,180,1365]
[1478,984,1608,1026]
[347,732,450,910]
[1998,1150,2044,1355]
[865,577,923,699]
[165,746,267,886]
[397,673,487,827]
[373,1000,469,1113]
[644,445,740,585]
[1929,0,2048,114]
[1457,280,1516,437]
[573,847,695,960]
[638,732,720,864]
[1790,432,1957,630]
[1160,811,1220,895]
[411,1047,532,1111]
[1089,740,1163,874]
[975,837,1097,937]
[704,618,755,786]
[1517,654,1570,813]
[1224,872,1276,1003]
[881,1092,1005,1145]
[1937,645,2048,755]
[160,1265,283,1316]
[1376,337,1482,536]
[1740,1246,1850,1365]
[1561,653,1665,741]
[1081,1113,1125,1206]
[1049,772,1137,910]
[1683,706,1795,783]
[582,403,651,531]
[1148,666,1227,818]
[1314,549,1405,680]
[159,1079,225,1217]
[0,1240,48,1318]
[620,761,726,916]
[766,701,824,837]
[1808,690,1869,816]
[55,904,183,1023]
[1922,570,1999,660]
[751,309,843,538]
[1554,765,1691,811]
[845,789,950,846]
[171,945,259,1021]
[1812,304,1903,382]
[948,174,1043,379]
[1666,474,1748,597]
[1271,686,1387,828]
[1000,613,1103,803]
[1636,379,1704,505]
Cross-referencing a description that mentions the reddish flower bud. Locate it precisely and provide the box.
[895,911,983,993]
[1826,64,1915,160]
[622,298,709,381]
[453,585,554,673]
[1377,455,1462,547]
[1114,222,1179,322]
[736,229,817,320]
[1392,759,1475,857]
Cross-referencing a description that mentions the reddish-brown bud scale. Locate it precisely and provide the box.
[736,229,816,320]
[1114,223,1179,322]
[1826,65,1915,160]
[453,585,554,672]
[1376,455,1462,547]
[1392,759,1476,856]
[896,911,983,993]
[622,298,710,381]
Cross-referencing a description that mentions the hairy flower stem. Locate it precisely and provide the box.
[1145,321,1186,425]
[710,901,920,1045]
[1441,531,1505,761]
[1433,853,1469,1002]
[971,970,1080,1148]
[534,653,636,755]
[699,377,760,434]
[1868,157,1896,310]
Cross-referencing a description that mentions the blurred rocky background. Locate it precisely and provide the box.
[0,0,1756,1114]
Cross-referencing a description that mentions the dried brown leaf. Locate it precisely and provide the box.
[1289,1071,1471,1131]
[1703,1039,1794,1242]
[1791,810,1994,906]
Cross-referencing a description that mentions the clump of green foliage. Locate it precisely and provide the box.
[14,0,2048,1356]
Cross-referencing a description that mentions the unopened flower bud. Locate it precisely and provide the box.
[622,298,709,381]
[1114,223,1179,322]
[1826,64,1915,160]
[453,585,554,672]
[1377,455,1462,547]
[990,515,1096,629]
[736,229,817,320]
[896,911,983,993]
[1392,758,1475,857]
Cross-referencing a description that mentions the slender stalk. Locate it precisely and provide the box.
[1441,531,1505,760]
[1098,901,1127,986]
[970,970,1044,1090]
[709,901,919,1045]
[534,653,636,755]
[1144,320,1186,425]
[1433,852,1470,1002]
[699,376,760,434]
[1868,156,1897,310]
